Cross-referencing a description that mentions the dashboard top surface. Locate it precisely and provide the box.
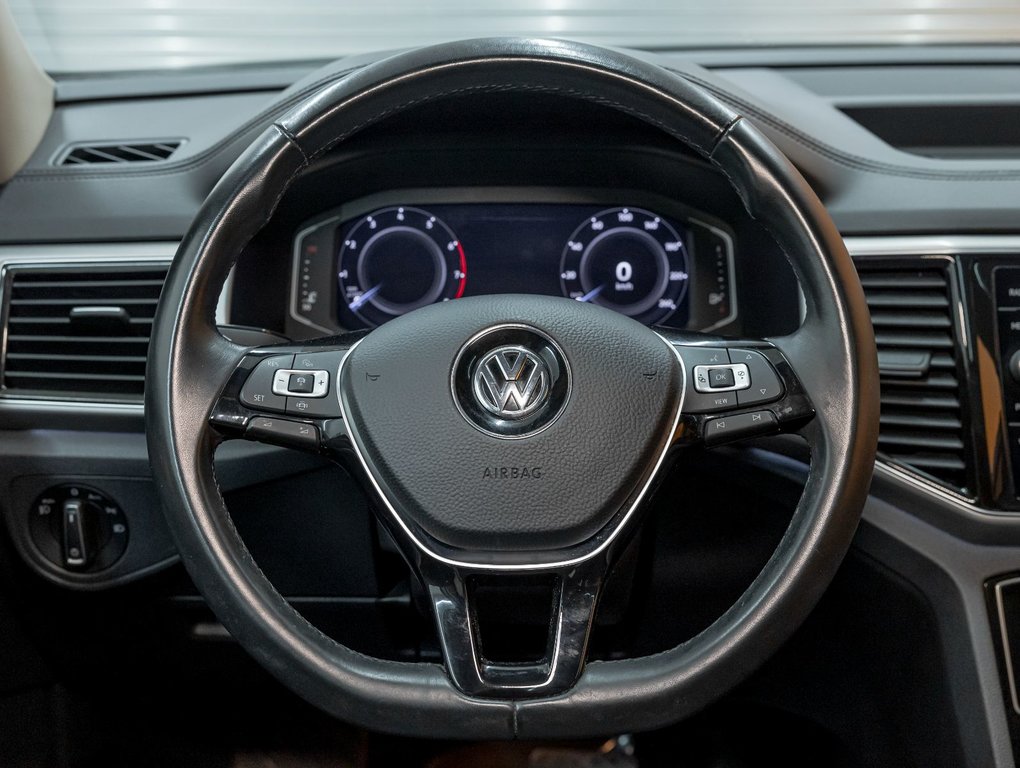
[2,46,1020,244]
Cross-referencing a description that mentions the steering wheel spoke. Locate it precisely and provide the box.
[662,332,816,449]
[419,554,607,698]
[207,337,360,455]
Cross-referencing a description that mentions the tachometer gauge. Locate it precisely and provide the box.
[559,207,689,325]
[338,206,467,327]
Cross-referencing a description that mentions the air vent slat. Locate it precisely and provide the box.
[879,412,962,430]
[119,146,166,162]
[82,147,125,163]
[7,334,151,343]
[855,259,969,494]
[878,432,965,451]
[7,353,147,364]
[56,140,183,167]
[4,371,145,383]
[858,274,946,290]
[866,291,948,310]
[880,373,960,390]
[880,392,960,410]
[2,264,169,401]
[13,279,165,290]
[8,317,153,326]
[869,311,951,329]
[9,297,158,307]
[874,331,955,349]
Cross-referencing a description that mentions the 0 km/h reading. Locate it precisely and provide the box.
[560,207,690,325]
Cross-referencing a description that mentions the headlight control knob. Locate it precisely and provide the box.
[29,484,129,572]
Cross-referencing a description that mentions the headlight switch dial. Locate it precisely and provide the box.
[28,484,129,572]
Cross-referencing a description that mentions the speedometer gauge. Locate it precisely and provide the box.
[338,206,467,327]
[559,207,689,325]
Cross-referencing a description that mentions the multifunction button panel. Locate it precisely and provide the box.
[675,347,784,414]
[239,350,345,419]
[228,348,348,450]
[215,340,808,454]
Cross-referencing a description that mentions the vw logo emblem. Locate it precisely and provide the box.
[452,325,570,439]
[473,345,550,418]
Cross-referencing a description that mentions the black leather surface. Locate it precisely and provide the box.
[276,39,735,160]
[146,37,878,737]
[342,294,680,552]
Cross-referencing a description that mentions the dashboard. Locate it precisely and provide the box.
[290,191,736,333]
[2,41,1020,768]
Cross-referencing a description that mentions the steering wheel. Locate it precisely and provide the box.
[146,38,878,739]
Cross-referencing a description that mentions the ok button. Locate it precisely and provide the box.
[708,367,735,388]
[289,373,315,394]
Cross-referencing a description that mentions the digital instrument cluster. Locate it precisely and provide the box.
[290,194,736,333]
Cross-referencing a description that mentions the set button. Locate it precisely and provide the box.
[239,354,293,412]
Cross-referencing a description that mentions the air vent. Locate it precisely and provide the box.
[855,259,970,494]
[56,139,183,166]
[1,264,169,401]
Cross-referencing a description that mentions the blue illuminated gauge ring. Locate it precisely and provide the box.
[559,206,690,326]
[338,206,467,327]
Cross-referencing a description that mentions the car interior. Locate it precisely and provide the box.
[2,2,1020,766]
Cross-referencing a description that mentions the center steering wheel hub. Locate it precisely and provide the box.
[338,294,684,559]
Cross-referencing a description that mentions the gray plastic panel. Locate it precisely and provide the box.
[0,431,329,589]
[782,65,1020,106]
[859,489,1020,768]
[23,91,276,171]
[1,47,1020,242]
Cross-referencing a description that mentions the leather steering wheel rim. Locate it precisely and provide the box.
[146,37,878,739]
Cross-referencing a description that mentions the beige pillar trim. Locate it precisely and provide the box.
[0,0,54,183]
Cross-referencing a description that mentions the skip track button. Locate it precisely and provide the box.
[704,410,778,446]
